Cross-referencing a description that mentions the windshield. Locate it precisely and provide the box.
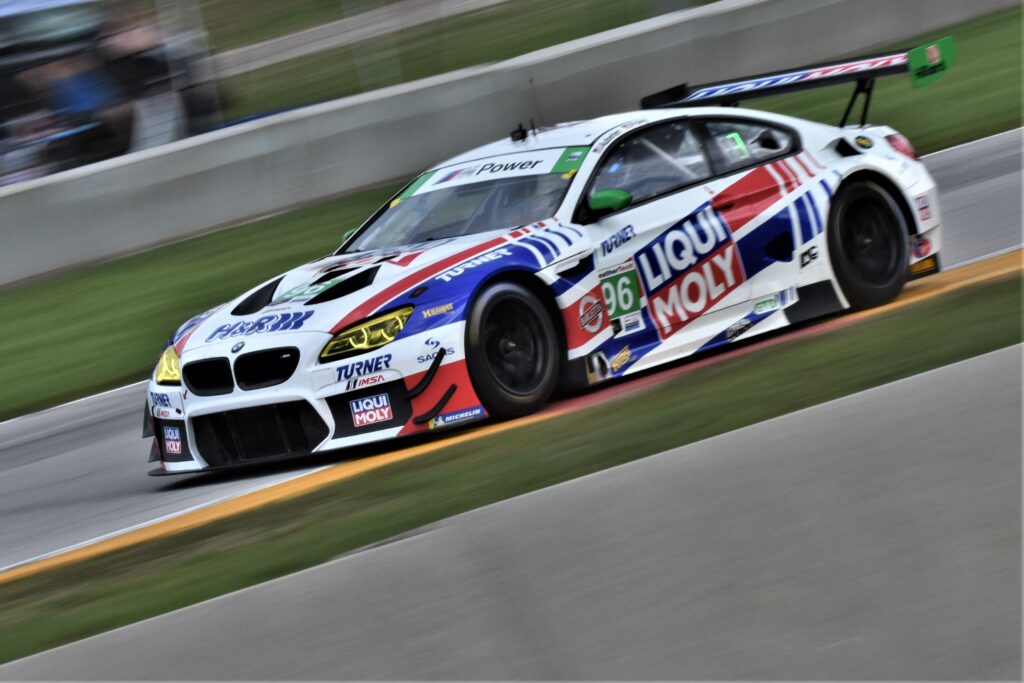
[346,147,588,252]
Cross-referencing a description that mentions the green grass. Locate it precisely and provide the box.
[0,186,396,421]
[218,5,1021,154]
[1,274,1019,664]
[218,0,667,119]
[753,5,1022,153]
[200,0,397,52]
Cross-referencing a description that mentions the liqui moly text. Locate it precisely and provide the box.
[350,393,393,428]
[635,206,745,339]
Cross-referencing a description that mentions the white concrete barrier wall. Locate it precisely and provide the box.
[0,0,1013,286]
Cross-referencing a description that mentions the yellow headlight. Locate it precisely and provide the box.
[154,345,181,385]
[320,306,414,361]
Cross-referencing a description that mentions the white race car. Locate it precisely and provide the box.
[145,48,944,473]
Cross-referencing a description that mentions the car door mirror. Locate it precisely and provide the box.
[587,188,632,220]
[339,226,359,244]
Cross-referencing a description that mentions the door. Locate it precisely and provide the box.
[577,118,751,353]
[699,118,803,304]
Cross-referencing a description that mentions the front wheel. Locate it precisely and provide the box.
[827,180,909,309]
[465,282,559,418]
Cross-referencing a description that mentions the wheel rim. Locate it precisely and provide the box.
[481,299,548,396]
[841,196,901,286]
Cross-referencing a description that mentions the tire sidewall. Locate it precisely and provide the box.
[465,281,559,418]
[827,180,909,309]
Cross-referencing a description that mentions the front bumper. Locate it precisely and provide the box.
[146,325,487,473]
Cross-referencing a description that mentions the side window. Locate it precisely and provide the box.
[589,120,711,206]
[704,120,794,172]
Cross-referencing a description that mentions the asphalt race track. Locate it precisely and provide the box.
[0,129,1020,576]
[3,345,1019,679]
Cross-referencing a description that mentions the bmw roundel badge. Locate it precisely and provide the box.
[231,341,245,353]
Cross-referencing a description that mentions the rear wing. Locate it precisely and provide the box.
[641,39,954,128]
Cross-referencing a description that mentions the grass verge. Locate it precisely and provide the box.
[219,5,1021,149]
[200,0,397,52]
[754,6,1022,152]
[1,273,1020,664]
[0,185,396,421]
[218,0,673,120]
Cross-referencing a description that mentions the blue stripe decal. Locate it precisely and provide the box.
[696,309,775,354]
[736,205,795,278]
[556,225,583,243]
[800,194,818,237]
[543,228,574,248]
[521,236,555,263]
[818,178,832,199]
[531,233,562,259]
[508,241,546,269]
[807,191,824,235]
[559,223,584,238]
[795,195,814,244]
[550,255,595,296]
[789,202,802,249]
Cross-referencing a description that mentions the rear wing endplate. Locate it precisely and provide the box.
[641,38,954,128]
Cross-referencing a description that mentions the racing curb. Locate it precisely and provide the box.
[0,249,1020,586]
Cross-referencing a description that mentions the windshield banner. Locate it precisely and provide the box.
[411,147,587,195]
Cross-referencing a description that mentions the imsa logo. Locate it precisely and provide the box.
[350,393,393,428]
[635,206,745,340]
[345,374,385,391]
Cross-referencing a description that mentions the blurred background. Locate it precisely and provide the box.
[1,0,705,187]
[1,0,218,185]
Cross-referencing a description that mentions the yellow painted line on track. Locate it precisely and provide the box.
[0,410,566,585]
[843,250,1021,323]
[1,249,1019,586]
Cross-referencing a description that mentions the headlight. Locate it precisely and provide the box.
[154,345,181,385]
[320,306,413,362]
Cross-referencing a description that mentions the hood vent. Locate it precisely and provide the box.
[231,277,284,316]
[306,266,380,306]
[312,267,356,285]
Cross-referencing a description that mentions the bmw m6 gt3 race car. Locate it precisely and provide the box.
[145,48,947,473]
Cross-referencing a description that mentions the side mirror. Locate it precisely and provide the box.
[339,226,359,244]
[587,188,632,220]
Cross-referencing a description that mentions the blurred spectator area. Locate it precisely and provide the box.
[0,0,220,187]
[0,0,701,188]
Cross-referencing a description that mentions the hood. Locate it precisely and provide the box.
[174,230,511,354]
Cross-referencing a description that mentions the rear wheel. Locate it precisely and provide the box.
[465,282,559,418]
[828,180,908,308]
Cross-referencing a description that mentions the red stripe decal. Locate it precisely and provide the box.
[793,154,814,178]
[712,166,783,233]
[399,359,483,435]
[773,160,797,192]
[784,158,805,185]
[173,329,196,355]
[330,237,507,333]
[803,149,826,170]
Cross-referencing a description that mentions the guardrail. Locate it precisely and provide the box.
[0,0,1014,287]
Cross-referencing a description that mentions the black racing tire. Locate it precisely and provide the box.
[465,281,559,418]
[827,180,909,309]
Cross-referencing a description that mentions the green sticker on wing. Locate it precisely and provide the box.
[551,147,589,174]
[908,36,956,88]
